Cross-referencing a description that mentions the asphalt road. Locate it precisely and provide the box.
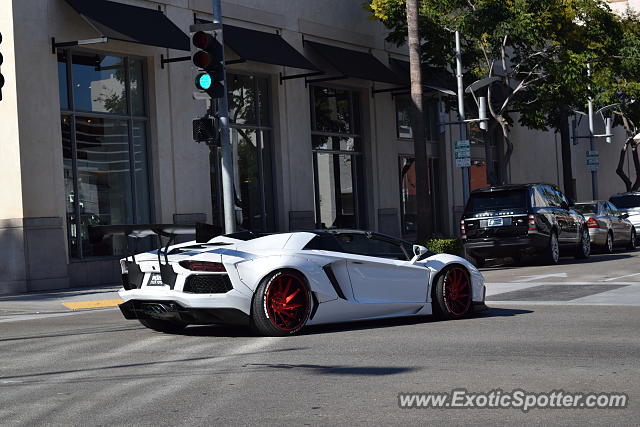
[1,250,639,426]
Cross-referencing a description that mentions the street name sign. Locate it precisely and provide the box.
[455,140,471,168]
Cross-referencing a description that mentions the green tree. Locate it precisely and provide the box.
[368,0,633,200]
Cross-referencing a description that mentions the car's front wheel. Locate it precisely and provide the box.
[432,265,472,320]
[251,270,312,336]
[576,227,591,259]
[544,231,560,265]
[604,231,614,254]
[627,228,637,251]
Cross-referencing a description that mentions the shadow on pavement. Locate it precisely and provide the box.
[480,252,635,271]
[475,307,534,317]
[244,363,418,376]
[301,307,533,336]
[179,324,256,338]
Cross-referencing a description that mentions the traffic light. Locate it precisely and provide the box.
[0,32,5,101]
[191,30,224,98]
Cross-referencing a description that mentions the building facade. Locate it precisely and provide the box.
[0,0,636,294]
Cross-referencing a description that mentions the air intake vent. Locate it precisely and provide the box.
[184,274,233,294]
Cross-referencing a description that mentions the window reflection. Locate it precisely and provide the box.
[214,73,274,233]
[312,87,353,134]
[72,54,126,114]
[311,87,364,229]
[76,117,132,256]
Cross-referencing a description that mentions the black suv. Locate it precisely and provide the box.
[461,184,590,266]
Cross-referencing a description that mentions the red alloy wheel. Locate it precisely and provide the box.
[264,273,310,331]
[443,267,472,316]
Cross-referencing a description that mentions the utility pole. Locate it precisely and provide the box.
[587,63,598,200]
[405,0,432,240]
[455,31,470,204]
[212,0,235,233]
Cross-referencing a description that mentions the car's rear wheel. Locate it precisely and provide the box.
[138,318,187,333]
[575,227,591,259]
[432,265,472,320]
[604,231,614,254]
[251,270,312,336]
[627,228,637,251]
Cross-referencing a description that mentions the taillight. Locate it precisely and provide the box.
[586,217,599,229]
[528,215,537,231]
[179,261,226,272]
[460,220,466,238]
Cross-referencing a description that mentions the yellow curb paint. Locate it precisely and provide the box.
[62,299,124,310]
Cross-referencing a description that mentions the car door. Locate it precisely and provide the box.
[608,202,630,242]
[337,233,430,304]
[546,186,574,242]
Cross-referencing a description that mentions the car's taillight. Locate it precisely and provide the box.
[179,261,226,272]
[586,217,599,229]
[528,214,537,231]
[460,220,466,239]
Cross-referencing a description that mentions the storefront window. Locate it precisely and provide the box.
[58,51,150,258]
[310,86,365,229]
[399,156,442,238]
[395,95,439,140]
[211,73,274,232]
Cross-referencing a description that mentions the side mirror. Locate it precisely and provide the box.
[410,245,429,264]
[622,213,630,219]
[560,201,569,210]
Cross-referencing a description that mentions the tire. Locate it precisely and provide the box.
[575,226,591,259]
[251,270,312,336]
[432,265,473,320]
[138,318,187,333]
[604,231,614,254]
[627,228,637,251]
[543,231,560,265]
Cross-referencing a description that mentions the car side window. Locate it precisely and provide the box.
[540,185,559,207]
[336,234,408,260]
[303,234,343,252]
[607,202,621,217]
[532,186,547,208]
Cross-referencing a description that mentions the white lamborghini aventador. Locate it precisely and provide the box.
[117,228,486,336]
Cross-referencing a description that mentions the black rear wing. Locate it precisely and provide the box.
[90,223,221,289]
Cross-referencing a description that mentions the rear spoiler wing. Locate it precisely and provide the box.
[90,223,221,289]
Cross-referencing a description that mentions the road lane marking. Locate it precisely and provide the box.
[602,272,640,282]
[513,273,567,282]
[0,308,118,323]
[62,299,124,310]
[487,282,640,286]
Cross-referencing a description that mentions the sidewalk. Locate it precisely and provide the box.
[0,284,123,320]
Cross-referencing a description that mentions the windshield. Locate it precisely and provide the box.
[610,195,640,209]
[574,203,597,215]
[466,189,529,212]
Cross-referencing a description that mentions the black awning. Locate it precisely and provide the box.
[305,41,400,85]
[390,58,456,95]
[65,0,190,51]
[222,25,317,70]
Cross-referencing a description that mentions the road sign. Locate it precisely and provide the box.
[586,150,599,171]
[455,140,471,167]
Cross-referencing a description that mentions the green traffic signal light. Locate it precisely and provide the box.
[196,72,212,90]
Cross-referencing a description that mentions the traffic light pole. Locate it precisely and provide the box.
[212,0,235,234]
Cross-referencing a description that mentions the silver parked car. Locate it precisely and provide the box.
[574,201,636,253]
[609,192,640,234]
